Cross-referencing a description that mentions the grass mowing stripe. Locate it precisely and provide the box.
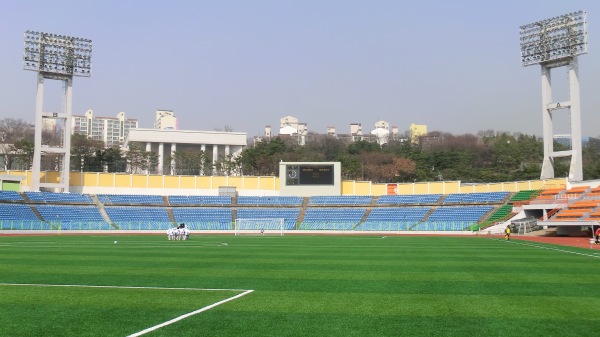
[216,291,599,318]
[510,239,600,258]
[2,235,600,336]
[0,283,252,292]
[0,284,247,337]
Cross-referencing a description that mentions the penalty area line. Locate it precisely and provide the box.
[0,283,254,336]
[127,289,254,337]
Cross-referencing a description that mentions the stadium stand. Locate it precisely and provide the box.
[0,204,49,230]
[357,207,430,231]
[412,221,475,231]
[427,205,493,221]
[105,206,171,229]
[485,204,513,222]
[308,196,372,205]
[586,186,600,198]
[0,191,24,201]
[300,208,366,230]
[565,186,590,198]
[376,194,441,204]
[25,191,94,204]
[0,204,39,220]
[419,205,494,230]
[552,198,600,221]
[442,192,508,204]
[237,196,303,205]
[236,208,299,229]
[171,207,232,230]
[0,188,543,233]
[35,205,110,230]
[168,195,231,205]
[532,188,565,202]
[509,190,538,202]
[98,194,165,205]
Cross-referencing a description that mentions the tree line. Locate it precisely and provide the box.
[2,117,600,183]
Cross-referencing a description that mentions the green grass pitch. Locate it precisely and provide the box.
[1,235,599,336]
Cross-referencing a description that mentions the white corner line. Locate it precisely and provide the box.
[0,283,254,337]
[126,289,254,337]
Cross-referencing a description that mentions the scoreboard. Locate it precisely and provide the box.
[286,164,334,186]
[280,162,341,196]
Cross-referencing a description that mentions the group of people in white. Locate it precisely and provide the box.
[167,223,190,240]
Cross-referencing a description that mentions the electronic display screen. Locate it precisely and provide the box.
[286,164,334,185]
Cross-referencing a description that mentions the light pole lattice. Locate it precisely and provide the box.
[520,11,588,181]
[23,31,92,191]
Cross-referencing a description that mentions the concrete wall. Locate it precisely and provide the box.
[0,170,568,196]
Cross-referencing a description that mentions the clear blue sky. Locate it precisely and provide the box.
[1,0,599,138]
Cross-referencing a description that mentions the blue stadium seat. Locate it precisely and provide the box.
[300,208,366,230]
[237,196,303,206]
[169,195,232,205]
[25,192,94,203]
[442,192,509,204]
[237,208,299,229]
[308,196,373,205]
[98,194,165,205]
[105,206,171,228]
[0,204,39,221]
[0,191,24,201]
[376,194,442,204]
[172,207,232,230]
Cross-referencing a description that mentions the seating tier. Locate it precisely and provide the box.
[25,192,93,203]
[237,208,299,229]
[308,196,372,205]
[171,207,232,230]
[98,194,164,205]
[237,196,302,205]
[377,195,441,204]
[169,195,231,205]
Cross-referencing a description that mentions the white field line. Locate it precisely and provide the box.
[0,283,251,292]
[495,238,600,259]
[127,289,254,337]
[0,283,254,336]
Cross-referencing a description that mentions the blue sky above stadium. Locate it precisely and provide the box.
[1,0,599,138]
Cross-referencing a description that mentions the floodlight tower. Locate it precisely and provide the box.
[23,31,92,192]
[520,11,587,181]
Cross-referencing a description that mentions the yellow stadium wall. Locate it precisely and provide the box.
[0,170,570,196]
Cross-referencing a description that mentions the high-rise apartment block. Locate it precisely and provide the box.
[72,110,138,148]
[154,109,177,130]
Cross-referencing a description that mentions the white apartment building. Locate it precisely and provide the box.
[154,109,177,130]
[72,110,138,148]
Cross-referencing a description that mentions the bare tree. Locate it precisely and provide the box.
[0,118,33,143]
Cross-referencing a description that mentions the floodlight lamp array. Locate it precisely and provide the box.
[23,31,92,77]
[519,11,587,67]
